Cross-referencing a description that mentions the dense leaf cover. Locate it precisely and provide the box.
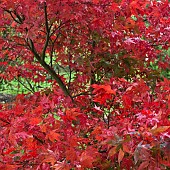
[0,0,170,169]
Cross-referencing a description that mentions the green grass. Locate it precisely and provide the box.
[0,78,52,95]
[0,67,75,95]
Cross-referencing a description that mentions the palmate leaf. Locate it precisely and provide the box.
[118,148,125,165]
[29,117,42,125]
[43,155,56,166]
[92,84,116,95]
[47,131,60,142]
[80,151,94,168]
[108,146,117,157]
[150,126,170,135]
[138,161,149,170]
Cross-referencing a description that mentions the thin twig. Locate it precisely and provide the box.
[68,54,72,90]
[14,77,34,93]
[25,78,35,93]
[42,2,50,60]
[73,91,92,98]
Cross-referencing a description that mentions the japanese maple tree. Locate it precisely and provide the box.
[0,0,170,169]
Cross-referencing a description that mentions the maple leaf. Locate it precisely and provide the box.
[141,109,152,115]
[65,147,77,163]
[32,105,43,115]
[150,126,170,135]
[108,146,117,157]
[160,159,170,167]
[94,104,103,112]
[43,155,56,166]
[40,124,47,133]
[53,161,70,170]
[47,131,60,142]
[64,108,82,121]
[15,132,31,139]
[24,137,38,150]
[110,2,120,12]
[124,38,136,44]
[138,161,149,170]
[80,151,94,168]
[29,117,42,125]
[123,143,131,154]
[13,104,24,116]
[118,148,125,165]
[122,95,132,108]
[92,84,116,95]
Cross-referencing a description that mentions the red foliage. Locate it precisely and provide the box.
[0,0,170,169]
[0,78,169,169]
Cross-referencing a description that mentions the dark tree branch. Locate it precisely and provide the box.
[14,77,35,93]
[4,9,22,24]
[49,32,60,67]
[27,38,74,101]
[33,135,44,144]
[73,91,92,98]
[68,54,72,90]
[25,78,35,93]
[13,10,24,23]
[0,118,10,125]
[5,5,76,102]
[3,8,24,24]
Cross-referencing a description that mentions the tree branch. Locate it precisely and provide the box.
[27,38,74,101]
[42,2,50,61]
[73,91,92,98]
[4,9,22,24]
[14,77,35,93]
